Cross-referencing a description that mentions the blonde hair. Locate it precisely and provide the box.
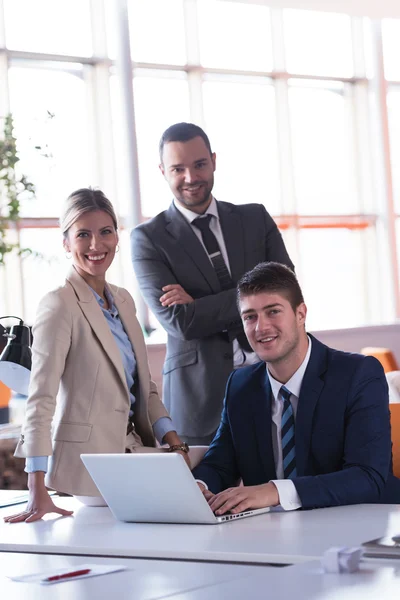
[60,188,118,238]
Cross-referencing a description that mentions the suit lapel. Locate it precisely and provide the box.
[217,202,245,283]
[295,335,328,475]
[250,366,277,480]
[165,203,220,293]
[66,267,129,399]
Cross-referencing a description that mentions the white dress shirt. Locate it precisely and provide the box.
[267,335,312,510]
[173,197,259,367]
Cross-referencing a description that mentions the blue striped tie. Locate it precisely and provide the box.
[280,385,297,479]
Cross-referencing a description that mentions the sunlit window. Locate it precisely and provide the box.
[197,0,272,72]
[127,70,190,218]
[106,0,186,64]
[382,19,400,81]
[300,229,373,330]
[129,0,186,64]
[8,65,91,217]
[387,88,400,213]
[283,10,353,78]
[4,0,92,56]
[19,229,67,325]
[203,76,281,214]
[0,1,400,333]
[288,80,357,214]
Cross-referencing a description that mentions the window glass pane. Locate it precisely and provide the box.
[395,220,400,283]
[19,229,67,325]
[111,71,190,219]
[388,88,400,213]
[4,0,92,56]
[288,82,357,214]
[299,229,369,330]
[203,77,281,215]
[382,19,400,81]
[8,66,91,217]
[198,0,272,71]
[284,10,353,78]
[125,0,186,64]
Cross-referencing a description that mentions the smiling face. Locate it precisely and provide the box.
[159,136,216,214]
[63,210,118,285]
[240,291,308,379]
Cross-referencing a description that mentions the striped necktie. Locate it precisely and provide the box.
[280,385,297,479]
[192,214,252,353]
[192,214,233,290]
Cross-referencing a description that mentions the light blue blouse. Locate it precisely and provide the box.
[26,286,174,473]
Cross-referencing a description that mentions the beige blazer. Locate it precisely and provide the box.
[15,267,169,496]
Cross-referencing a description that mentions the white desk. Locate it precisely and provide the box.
[1,496,400,565]
[0,551,269,600]
[164,560,400,600]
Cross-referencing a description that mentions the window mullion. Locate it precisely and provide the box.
[369,19,399,320]
[270,8,298,271]
[184,0,204,126]
[106,0,147,326]
[0,0,5,48]
[90,0,108,58]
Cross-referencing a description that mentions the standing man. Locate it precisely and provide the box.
[193,262,400,510]
[131,122,294,445]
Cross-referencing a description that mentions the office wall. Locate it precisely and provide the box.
[147,323,400,397]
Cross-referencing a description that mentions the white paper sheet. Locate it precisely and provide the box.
[9,563,128,585]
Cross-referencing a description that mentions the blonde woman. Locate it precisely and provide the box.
[5,188,189,523]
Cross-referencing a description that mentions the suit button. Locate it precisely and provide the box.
[20,434,25,444]
[223,352,233,359]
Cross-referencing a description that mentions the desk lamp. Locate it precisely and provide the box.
[0,316,31,395]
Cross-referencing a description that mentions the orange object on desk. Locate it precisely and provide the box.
[0,380,11,408]
[360,347,399,374]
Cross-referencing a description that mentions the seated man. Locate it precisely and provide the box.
[193,262,400,513]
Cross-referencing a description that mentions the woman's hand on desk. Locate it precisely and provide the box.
[3,472,73,523]
[207,482,280,516]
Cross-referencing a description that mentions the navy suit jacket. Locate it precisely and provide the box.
[193,335,400,508]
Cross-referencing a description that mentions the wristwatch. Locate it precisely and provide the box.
[167,442,189,454]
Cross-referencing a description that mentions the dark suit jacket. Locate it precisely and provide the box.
[131,200,294,438]
[193,335,400,507]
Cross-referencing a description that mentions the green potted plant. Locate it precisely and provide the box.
[0,113,36,265]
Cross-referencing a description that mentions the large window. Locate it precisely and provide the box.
[0,0,400,333]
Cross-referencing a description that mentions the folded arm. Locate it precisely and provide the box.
[131,228,242,341]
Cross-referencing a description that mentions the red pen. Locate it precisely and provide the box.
[44,568,91,582]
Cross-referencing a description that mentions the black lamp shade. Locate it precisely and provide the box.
[0,324,32,395]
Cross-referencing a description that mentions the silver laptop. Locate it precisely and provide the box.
[81,453,270,524]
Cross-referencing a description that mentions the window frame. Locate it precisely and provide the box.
[0,0,398,332]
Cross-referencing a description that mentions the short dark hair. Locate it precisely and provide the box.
[159,122,213,162]
[237,262,304,312]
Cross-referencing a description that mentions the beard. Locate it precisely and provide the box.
[176,178,214,210]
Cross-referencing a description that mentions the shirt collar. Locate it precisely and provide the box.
[267,335,312,400]
[173,196,218,224]
[90,286,118,317]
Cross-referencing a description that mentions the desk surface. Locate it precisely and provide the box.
[164,559,400,600]
[0,551,265,600]
[1,496,400,565]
